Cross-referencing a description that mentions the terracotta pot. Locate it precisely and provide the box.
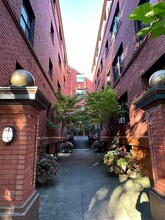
[36,177,46,184]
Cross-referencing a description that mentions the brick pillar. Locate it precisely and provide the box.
[0,87,50,220]
[134,86,165,220]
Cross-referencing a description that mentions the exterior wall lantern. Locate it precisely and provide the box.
[119,117,126,124]
[2,126,15,144]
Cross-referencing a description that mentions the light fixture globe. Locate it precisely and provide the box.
[9,69,35,86]
[149,70,165,88]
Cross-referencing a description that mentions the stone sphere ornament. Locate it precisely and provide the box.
[149,70,165,88]
[9,69,35,86]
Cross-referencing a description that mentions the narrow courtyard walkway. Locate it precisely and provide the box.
[37,136,151,220]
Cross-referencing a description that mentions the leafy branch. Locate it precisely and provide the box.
[129,2,165,38]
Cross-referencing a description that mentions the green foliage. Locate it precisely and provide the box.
[46,120,59,129]
[129,2,165,38]
[65,125,80,135]
[84,123,100,135]
[72,109,89,124]
[85,87,120,129]
[59,141,74,153]
[36,137,60,184]
[48,88,120,137]
[36,154,60,184]
[104,138,142,175]
[51,92,80,137]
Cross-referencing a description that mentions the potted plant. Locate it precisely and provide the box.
[36,154,60,184]
[104,137,142,176]
[36,136,60,184]
[92,139,105,152]
[59,141,74,153]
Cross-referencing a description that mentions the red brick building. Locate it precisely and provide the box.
[91,0,165,178]
[0,0,69,149]
[0,1,70,217]
[67,67,93,135]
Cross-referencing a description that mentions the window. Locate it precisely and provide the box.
[47,103,52,119]
[64,54,66,66]
[50,22,54,44]
[52,0,56,9]
[106,70,111,85]
[59,26,62,41]
[58,53,62,69]
[76,74,85,82]
[49,58,53,78]
[118,92,129,123]
[64,77,66,88]
[100,59,103,72]
[76,89,85,98]
[134,0,151,47]
[105,40,109,58]
[20,0,34,44]
[51,0,56,13]
[15,62,23,70]
[110,3,120,42]
[95,80,97,90]
[112,44,124,83]
[96,69,101,88]
[57,81,61,92]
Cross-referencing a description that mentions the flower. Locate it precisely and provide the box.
[60,141,74,153]
[36,153,60,183]
[104,148,141,176]
[92,139,105,152]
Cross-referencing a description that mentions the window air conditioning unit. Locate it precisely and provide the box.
[119,117,125,124]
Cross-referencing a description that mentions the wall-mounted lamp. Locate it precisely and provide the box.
[2,126,15,144]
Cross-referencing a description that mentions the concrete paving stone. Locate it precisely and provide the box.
[37,136,151,220]
[39,201,83,220]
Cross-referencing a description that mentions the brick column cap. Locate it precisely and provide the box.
[0,86,50,110]
[133,86,165,110]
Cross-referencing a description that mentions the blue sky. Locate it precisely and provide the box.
[59,0,103,77]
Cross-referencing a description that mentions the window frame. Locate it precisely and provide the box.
[48,58,53,79]
[118,92,130,123]
[110,3,121,43]
[112,44,124,83]
[57,81,61,92]
[134,0,151,47]
[76,74,85,83]
[58,53,62,70]
[105,40,109,58]
[50,22,54,44]
[20,0,35,44]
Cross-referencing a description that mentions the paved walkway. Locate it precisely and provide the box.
[37,136,151,220]
[73,136,90,149]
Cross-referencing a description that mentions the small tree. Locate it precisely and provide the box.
[49,92,80,139]
[85,87,120,135]
[128,2,165,38]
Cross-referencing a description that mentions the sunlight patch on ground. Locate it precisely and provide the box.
[57,153,70,157]
[84,175,151,220]
[90,162,99,168]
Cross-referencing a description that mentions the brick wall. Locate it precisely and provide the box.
[92,0,165,178]
[0,105,39,206]
[0,0,68,141]
[146,104,165,192]
[92,0,164,136]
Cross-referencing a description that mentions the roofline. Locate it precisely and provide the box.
[91,0,110,72]
[56,0,68,66]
